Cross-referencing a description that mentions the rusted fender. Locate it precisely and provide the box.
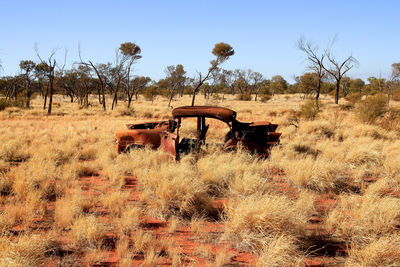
[160,132,178,159]
[115,128,164,153]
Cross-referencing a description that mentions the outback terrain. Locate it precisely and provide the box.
[1,94,400,266]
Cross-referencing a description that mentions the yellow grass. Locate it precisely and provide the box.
[1,94,399,265]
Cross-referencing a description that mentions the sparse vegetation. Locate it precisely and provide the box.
[0,94,399,266]
[358,95,387,123]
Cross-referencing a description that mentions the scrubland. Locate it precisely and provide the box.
[1,94,400,266]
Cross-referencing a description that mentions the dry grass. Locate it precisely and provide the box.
[256,235,303,267]
[0,234,52,267]
[0,94,399,265]
[345,235,400,266]
[325,194,400,244]
[223,192,314,252]
[70,215,107,249]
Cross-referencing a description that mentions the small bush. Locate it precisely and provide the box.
[391,91,400,101]
[358,95,387,123]
[260,94,272,102]
[143,87,158,101]
[236,93,252,101]
[298,99,320,120]
[0,98,26,111]
[212,94,222,100]
[116,107,135,116]
[345,93,362,106]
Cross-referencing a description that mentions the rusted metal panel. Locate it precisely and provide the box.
[160,132,178,159]
[172,106,236,124]
[115,128,164,152]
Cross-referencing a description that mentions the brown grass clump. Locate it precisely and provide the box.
[0,234,51,267]
[0,137,31,163]
[70,215,107,249]
[101,191,130,217]
[0,172,13,196]
[54,188,92,229]
[116,206,142,235]
[196,149,273,197]
[223,192,314,251]
[345,235,400,267]
[131,229,154,254]
[358,95,387,123]
[256,235,303,267]
[130,152,213,219]
[283,157,352,192]
[326,194,400,244]
[116,235,133,267]
[298,99,320,120]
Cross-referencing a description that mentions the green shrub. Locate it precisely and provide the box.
[358,95,387,123]
[236,93,252,101]
[298,99,320,120]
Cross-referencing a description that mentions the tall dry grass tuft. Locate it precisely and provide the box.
[0,234,52,267]
[326,194,400,244]
[256,235,303,267]
[116,206,142,235]
[345,235,400,267]
[54,187,92,229]
[223,192,314,252]
[122,149,213,219]
[116,235,133,267]
[101,191,130,217]
[196,148,274,197]
[70,215,107,250]
[282,156,352,192]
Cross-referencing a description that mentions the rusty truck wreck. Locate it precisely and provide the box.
[115,106,281,159]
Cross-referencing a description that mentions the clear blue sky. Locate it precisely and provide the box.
[0,0,399,83]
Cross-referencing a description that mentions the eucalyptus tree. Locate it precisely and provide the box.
[191,42,234,106]
[119,42,142,108]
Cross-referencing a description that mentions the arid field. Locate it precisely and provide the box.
[1,94,400,266]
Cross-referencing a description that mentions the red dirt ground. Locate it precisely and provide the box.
[8,166,384,266]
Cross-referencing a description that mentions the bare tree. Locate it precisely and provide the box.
[297,38,326,102]
[35,46,57,115]
[108,57,126,110]
[191,42,234,106]
[322,45,358,104]
[78,45,107,110]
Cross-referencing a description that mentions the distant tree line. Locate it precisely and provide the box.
[0,41,399,114]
